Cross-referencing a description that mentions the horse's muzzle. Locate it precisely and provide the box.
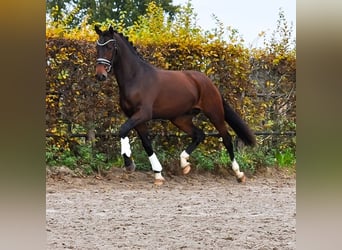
[95,64,108,81]
[96,73,107,81]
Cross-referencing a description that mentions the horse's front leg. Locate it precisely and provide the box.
[135,123,165,185]
[119,119,136,172]
[119,112,165,185]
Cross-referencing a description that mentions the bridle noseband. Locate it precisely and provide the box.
[96,38,118,72]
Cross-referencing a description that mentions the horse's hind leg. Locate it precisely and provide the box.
[221,130,246,182]
[204,111,246,183]
[171,115,205,174]
[134,123,165,185]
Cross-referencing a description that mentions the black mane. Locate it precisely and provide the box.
[112,30,146,62]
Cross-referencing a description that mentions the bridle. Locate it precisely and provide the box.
[96,38,118,72]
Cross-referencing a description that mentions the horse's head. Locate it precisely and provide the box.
[95,26,118,81]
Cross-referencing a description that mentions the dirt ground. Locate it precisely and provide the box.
[46,166,296,250]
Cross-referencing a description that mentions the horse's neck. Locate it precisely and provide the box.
[114,60,142,88]
[113,43,153,88]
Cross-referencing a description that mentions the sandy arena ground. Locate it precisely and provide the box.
[46,166,296,250]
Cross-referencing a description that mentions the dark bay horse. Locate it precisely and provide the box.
[94,26,256,185]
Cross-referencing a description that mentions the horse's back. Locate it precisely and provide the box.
[151,69,222,117]
[158,69,218,94]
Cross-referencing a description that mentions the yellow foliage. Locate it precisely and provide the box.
[46,2,296,156]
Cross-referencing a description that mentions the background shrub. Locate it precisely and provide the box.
[46,3,296,173]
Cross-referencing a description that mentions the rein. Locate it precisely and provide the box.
[96,38,117,72]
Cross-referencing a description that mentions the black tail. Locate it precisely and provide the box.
[222,96,256,146]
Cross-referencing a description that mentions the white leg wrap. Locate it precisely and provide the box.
[232,159,244,179]
[120,137,131,157]
[149,153,162,172]
[180,150,190,168]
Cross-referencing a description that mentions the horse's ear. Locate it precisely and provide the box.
[95,25,102,35]
[109,26,114,34]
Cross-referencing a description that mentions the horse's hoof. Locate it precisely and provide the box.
[154,178,165,186]
[237,174,246,183]
[182,165,191,175]
[125,162,136,172]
